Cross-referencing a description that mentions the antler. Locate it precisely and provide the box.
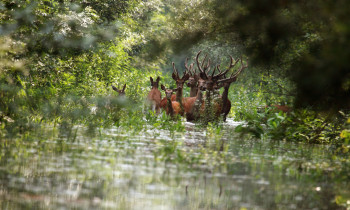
[172,62,179,79]
[196,51,211,79]
[211,65,218,77]
[232,56,248,78]
[217,57,248,83]
[184,57,195,75]
[214,56,239,80]
[172,60,190,81]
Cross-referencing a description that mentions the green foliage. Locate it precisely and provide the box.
[0,0,168,135]
[227,70,347,148]
[126,0,350,111]
[80,0,134,22]
[235,107,346,148]
[1,1,350,208]
[0,0,135,56]
[1,0,350,151]
[339,118,350,154]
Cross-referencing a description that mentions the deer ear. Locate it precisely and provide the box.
[172,73,177,80]
[150,77,153,84]
[122,84,126,91]
[161,84,165,91]
[183,73,190,81]
[156,76,160,83]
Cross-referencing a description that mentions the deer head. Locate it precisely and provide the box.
[150,76,160,89]
[112,84,126,96]
[172,62,190,89]
[196,51,240,91]
[197,78,207,91]
[185,57,200,88]
[187,74,200,88]
[161,84,177,99]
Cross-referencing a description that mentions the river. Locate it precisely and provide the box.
[0,119,349,209]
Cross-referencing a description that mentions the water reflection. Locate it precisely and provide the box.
[0,120,349,209]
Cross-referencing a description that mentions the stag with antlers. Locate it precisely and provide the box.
[195,51,246,122]
[184,58,200,97]
[149,51,248,122]
[216,58,248,121]
[171,62,190,110]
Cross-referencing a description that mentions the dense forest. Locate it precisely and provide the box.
[1,0,350,146]
[1,0,350,209]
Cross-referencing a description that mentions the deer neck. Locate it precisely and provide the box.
[221,85,230,109]
[190,86,198,97]
[176,87,183,102]
[222,85,229,101]
[176,87,184,112]
[206,90,212,101]
[204,90,213,109]
[203,90,215,123]
[196,89,203,103]
[191,90,203,120]
[167,97,174,116]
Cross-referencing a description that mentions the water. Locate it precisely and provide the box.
[0,119,349,209]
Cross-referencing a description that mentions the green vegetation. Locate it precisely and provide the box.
[1,0,349,148]
[1,1,350,208]
[1,0,349,147]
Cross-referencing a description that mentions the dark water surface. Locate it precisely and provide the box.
[0,119,349,209]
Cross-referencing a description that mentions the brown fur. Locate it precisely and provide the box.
[160,94,176,110]
[219,82,232,121]
[172,62,190,112]
[164,100,182,116]
[161,85,183,117]
[112,84,126,96]
[268,104,291,113]
[222,99,231,121]
[184,91,205,121]
[147,77,161,114]
[186,74,199,97]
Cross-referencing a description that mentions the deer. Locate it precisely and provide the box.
[147,76,162,114]
[264,104,292,113]
[183,52,219,122]
[159,93,168,110]
[186,53,214,97]
[216,57,248,121]
[197,51,239,92]
[195,51,239,122]
[171,62,190,110]
[161,85,182,118]
[182,54,213,121]
[111,84,126,96]
[160,60,190,112]
[184,78,206,121]
[185,58,200,97]
[94,84,127,115]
